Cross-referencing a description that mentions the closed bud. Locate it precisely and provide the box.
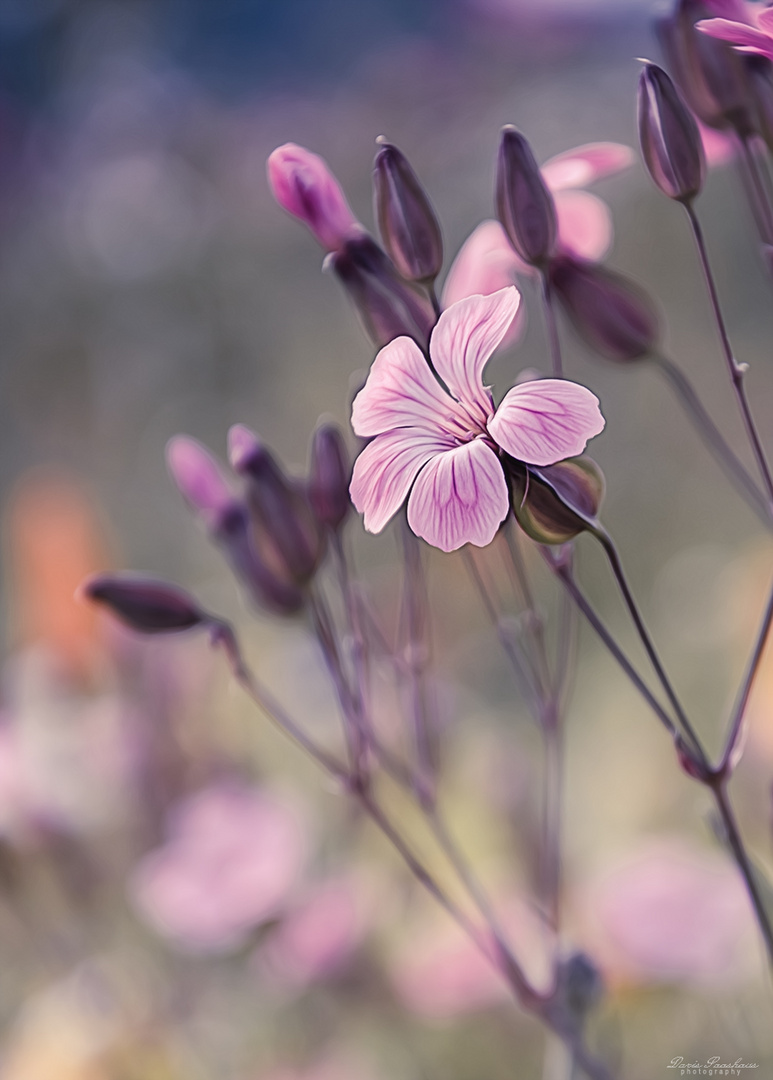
[267,143,362,252]
[657,1,754,135]
[496,126,557,268]
[167,436,236,531]
[639,64,706,202]
[373,139,443,283]
[510,457,605,545]
[80,573,205,634]
[229,425,324,586]
[328,233,436,349]
[308,423,351,530]
[548,256,661,363]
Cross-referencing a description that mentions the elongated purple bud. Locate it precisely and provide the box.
[80,573,205,633]
[639,64,706,203]
[373,139,443,283]
[167,435,304,615]
[496,126,557,268]
[229,425,324,586]
[308,424,351,531]
[657,1,754,135]
[328,233,436,350]
[548,256,661,363]
[267,143,362,252]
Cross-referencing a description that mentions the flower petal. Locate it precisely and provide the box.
[351,335,464,439]
[759,7,773,33]
[429,288,521,423]
[489,379,605,466]
[697,18,773,58]
[407,439,509,552]
[541,143,635,192]
[350,430,452,534]
[555,190,613,262]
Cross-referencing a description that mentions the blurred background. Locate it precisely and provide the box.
[0,0,772,1077]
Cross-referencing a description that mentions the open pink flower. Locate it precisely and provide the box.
[350,287,604,552]
[698,5,773,60]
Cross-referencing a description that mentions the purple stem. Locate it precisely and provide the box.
[541,272,564,379]
[685,202,773,510]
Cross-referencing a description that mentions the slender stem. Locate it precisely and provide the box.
[501,521,553,694]
[719,576,773,775]
[209,621,347,779]
[428,282,442,320]
[399,520,437,808]
[651,352,771,527]
[541,272,564,378]
[597,531,707,765]
[540,700,563,936]
[685,202,773,508]
[738,134,773,245]
[543,553,678,739]
[710,778,773,967]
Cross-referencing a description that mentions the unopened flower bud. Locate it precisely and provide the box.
[328,233,436,349]
[167,435,304,616]
[373,139,443,283]
[308,423,351,530]
[80,573,205,633]
[548,256,660,363]
[267,143,362,252]
[657,1,754,135]
[496,126,557,268]
[639,63,706,202]
[510,457,605,545]
[229,425,324,586]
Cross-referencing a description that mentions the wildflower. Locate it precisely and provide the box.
[349,287,604,552]
[698,5,773,62]
[267,143,362,252]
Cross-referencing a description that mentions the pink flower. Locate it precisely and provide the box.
[349,287,604,552]
[698,6,773,61]
[130,782,305,952]
[267,143,362,252]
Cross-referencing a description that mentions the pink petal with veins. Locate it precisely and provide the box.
[351,335,465,439]
[429,287,520,421]
[489,379,605,466]
[541,142,635,191]
[554,190,613,262]
[350,429,452,534]
[697,18,773,58]
[406,439,509,551]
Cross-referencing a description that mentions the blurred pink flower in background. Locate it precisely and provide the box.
[442,142,633,348]
[698,6,773,61]
[130,782,306,952]
[256,872,374,988]
[578,840,759,987]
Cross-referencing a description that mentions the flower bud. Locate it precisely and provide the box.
[267,143,361,252]
[373,139,443,283]
[80,573,205,633]
[328,233,436,350]
[509,457,605,545]
[496,126,557,268]
[167,435,304,616]
[229,425,324,586]
[308,423,351,531]
[657,1,754,135]
[548,256,660,363]
[639,63,706,203]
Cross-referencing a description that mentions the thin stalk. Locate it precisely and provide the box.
[540,699,563,936]
[209,621,347,779]
[719,576,773,775]
[710,777,773,967]
[596,530,707,766]
[738,134,773,245]
[543,554,678,739]
[501,521,553,694]
[685,201,773,508]
[651,352,771,527]
[541,272,564,378]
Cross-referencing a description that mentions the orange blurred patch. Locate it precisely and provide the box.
[4,468,115,682]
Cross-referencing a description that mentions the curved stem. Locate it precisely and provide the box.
[685,202,773,509]
[651,352,771,527]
